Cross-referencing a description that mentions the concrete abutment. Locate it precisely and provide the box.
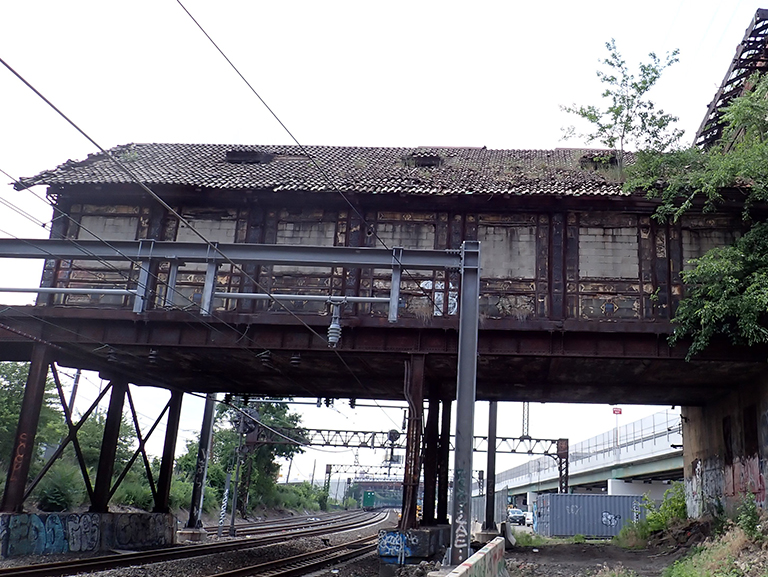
[683,377,768,517]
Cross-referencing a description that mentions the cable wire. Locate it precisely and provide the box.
[0,55,412,426]
[173,0,443,317]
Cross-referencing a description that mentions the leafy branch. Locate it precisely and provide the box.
[562,39,683,167]
[625,73,768,357]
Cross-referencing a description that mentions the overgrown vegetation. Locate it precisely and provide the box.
[625,72,768,357]
[510,529,552,547]
[562,39,683,168]
[36,462,85,512]
[662,525,754,577]
[0,362,319,516]
[614,482,687,548]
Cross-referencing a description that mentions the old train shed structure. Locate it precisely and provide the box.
[1,143,766,557]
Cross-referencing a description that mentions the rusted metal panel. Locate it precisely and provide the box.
[539,214,554,319]
[548,213,566,319]
[565,213,579,318]
[653,223,670,319]
[638,217,654,320]
[669,222,684,315]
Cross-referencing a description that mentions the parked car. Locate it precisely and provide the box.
[525,511,533,526]
[507,508,525,525]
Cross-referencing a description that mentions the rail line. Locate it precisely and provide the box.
[205,510,373,537]
[206,535,377,577]
[1,511,389,577]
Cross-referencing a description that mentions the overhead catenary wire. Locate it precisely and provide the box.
[0,166,322,398]
[0,56,408,429]
[173,0,444,318]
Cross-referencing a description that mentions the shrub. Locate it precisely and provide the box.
[510,529,548,547]
[613,522,650,549]
[36,463,85,512]
[113,481,153,510]
[646,482,687,532]
[736,492,761,541]
[614,482,687,549]
[169,479,194,511]
[572,534,586,544]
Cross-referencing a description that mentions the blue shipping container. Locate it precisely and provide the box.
[535,493,645,538]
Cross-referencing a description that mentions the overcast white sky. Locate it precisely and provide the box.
[0,1,756,485]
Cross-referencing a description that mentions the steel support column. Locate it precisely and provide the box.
[436,398,452,525]
[450,240,480,565]
[154,390,184,513]
[557,438,570,493]
[400,355,425,530]
[421,395,440,526]
[187,393,216,529]
[484,401,498,530]
[91,378,128,512]
[1,344,50,513]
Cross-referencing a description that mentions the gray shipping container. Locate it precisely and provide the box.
[535,493,645,538]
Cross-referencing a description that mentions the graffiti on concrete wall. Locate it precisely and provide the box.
[450,537,506,577]
[114,513,172,549]
[1,512,174,558]
[66,513,100,553]
[5,514,69,556]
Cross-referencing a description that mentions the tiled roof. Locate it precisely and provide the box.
[17,143,634,197]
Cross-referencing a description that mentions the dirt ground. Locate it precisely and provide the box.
[505,542,685,577]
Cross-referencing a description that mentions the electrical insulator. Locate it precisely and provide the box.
[327,303,342,347]
[327,319,341,347]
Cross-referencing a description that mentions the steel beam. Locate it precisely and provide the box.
[0,239,463,269]
[436,398,452,525]
[1,344,50,512]
[91,379,128,512]
[155,390,183,513]
[450,241,480,564]
[400,355,425,530]
[187,393,216,529]
[484,401,498,531]
[421,395,440,525]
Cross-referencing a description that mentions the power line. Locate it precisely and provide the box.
[173,0,443,318]
[0,170,336,400]
[0,56,407,428]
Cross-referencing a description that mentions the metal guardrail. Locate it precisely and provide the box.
[496,411,682,487]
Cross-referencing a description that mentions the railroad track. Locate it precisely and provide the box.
[1,511,388,577]
[206,510,373,538]
[206,535,377,577]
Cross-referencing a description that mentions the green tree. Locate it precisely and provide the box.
[562,39,683,167]
[214,398,306,513]
[626,72,768,356]
[72,409,136,472]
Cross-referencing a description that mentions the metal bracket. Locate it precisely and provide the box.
[389,247,403,323]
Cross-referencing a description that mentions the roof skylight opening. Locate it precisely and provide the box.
[225,150,275,164]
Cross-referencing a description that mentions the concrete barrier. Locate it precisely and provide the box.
[0,512,176,557]
[442,537,508,577]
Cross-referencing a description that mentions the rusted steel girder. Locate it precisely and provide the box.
[484,401,498,531]
[421,395,440,526]
[399,355,425,530]
[436,398,451,525]
[91,379,128,512]
[1,344,51,513]
[155,390,183,513]
[187,393,216,529]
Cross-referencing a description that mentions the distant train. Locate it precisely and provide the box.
[362,490,376,510]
